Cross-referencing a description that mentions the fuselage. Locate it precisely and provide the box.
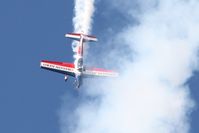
[75,34,84,88]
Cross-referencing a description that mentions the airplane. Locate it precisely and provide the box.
[40,33,118,88]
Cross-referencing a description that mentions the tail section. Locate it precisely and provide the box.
[65,33,98,42]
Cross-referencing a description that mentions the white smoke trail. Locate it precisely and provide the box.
[60,0,199,133]
[73,0,94,34]
[72,0,95,68]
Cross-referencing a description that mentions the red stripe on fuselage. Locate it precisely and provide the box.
[77,46,82,56]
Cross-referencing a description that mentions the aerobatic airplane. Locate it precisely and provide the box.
[40,33,118,88]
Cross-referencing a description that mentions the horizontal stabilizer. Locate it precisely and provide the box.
[65,33,98,42]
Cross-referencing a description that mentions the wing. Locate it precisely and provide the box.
[40,60,76,77]
[83,67,119,78]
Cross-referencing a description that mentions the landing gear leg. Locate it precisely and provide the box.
[73,80,80,89]
[76,82,80,89]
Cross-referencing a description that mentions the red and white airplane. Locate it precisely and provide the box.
[40,33,118,88]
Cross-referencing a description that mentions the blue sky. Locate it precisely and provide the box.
[0,0,199,133]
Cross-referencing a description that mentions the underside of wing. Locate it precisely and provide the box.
[40,60,76,77]
[83,67,119,78]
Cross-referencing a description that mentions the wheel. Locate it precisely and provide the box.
[64,76,68,81]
